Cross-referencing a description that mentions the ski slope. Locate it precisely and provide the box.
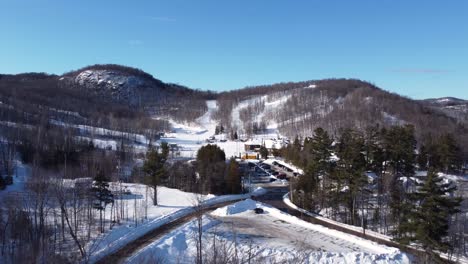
[158,100,247,159]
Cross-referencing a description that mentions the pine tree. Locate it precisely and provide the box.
[310,128,333,172]
[92,170,114,233]
[437,134,462,174]
[196,144,226,194]
[225,158,241,194]
[297,161,320,210]
[417,144,429,171]
[143,145,168,205]
[294,128,333,211]
[335,128,367,225]
[382,125,416,233]
[399,170,461,254]
[364,125,384,173]
[259,146,268,159]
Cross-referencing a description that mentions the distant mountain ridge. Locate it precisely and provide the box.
[421,97,468,125]
[1,64,467,155]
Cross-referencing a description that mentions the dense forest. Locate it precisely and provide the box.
[282,125,465,260]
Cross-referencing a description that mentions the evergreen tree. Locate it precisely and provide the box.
[382,125,416,233]
[92,170,114,233]
[398,170,461,254]
[296,161,320,210]
[283,136,302,166]
[436,134,462,174]
[259,146,268,159]
[310,128,333,172]
[417,144,429,171]
[364,126,385,223]
[161,141,170,159]
[335,128,367,225]
[295,128,333,210]
[225,158,241,194]
[196,144,226,194]
[143,145,168,205]
[364,125,384,172]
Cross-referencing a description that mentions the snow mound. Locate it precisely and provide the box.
[211,199,259,216]
[130,199,411,264]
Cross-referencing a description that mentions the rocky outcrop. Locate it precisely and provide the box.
[60,65,171,107]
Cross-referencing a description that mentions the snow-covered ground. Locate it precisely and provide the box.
[158,100,271,159]
[127,199,410,264]
[89,186,267,263]
[0,156,269,263]
[87,184,210,260]
[231,93,291,136]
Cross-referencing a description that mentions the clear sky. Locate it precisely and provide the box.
[1,0,467,99]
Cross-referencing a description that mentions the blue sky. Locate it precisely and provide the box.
[1,0,467,99]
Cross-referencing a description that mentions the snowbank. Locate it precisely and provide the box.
[129,199,410,264]
[211,199,259,216]
[283,193,393,242]
[89,187,266,263]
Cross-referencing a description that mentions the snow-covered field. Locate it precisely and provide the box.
[127,199,410,264]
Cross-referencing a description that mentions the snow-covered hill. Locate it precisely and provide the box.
[60,65,174,106]
[422,97,468,124]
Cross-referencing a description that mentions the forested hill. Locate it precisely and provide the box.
[1,65,467,156]
[216,79,468,156]
[0,65,212,134]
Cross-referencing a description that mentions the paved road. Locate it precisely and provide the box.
[253,186,437,263]
[99,185,436,264]
[95,200,244,264]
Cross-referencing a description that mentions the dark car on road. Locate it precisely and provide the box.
[277,173,287,179]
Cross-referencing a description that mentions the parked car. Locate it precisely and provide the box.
[254,208,264,214]
[277,173,287,179]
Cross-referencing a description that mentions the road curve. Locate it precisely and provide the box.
[253,186,449,264]
[95,199,245,264]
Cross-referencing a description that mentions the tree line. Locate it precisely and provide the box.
[141,143,242,196]
[283,125,464,260]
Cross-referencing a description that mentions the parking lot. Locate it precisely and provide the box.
[240,160,300,189]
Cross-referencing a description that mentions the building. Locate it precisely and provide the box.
[242,152,259,160]
[244,141,262,152]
